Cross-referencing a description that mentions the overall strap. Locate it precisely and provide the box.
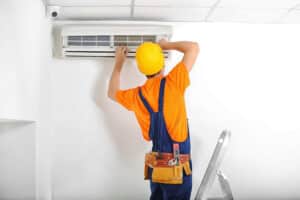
[158,78,166,112]
[138,88,154,114]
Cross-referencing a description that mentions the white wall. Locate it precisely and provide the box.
[46,23,300,200]
[182,23,300,199]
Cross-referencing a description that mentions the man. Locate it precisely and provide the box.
[108,39,199,200]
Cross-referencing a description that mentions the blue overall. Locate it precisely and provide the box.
[139,78,192,200]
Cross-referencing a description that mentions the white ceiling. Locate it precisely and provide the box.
[46,0,300,23]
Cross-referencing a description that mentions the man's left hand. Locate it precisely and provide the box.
[115,46,128,68]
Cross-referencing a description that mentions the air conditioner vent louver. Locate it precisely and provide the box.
[57,25,172,58]
[113,35,156,47]
[67,35,110,47]
[67,35,156,47]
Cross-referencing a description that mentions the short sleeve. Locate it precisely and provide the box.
[115,88,138,111]
[166,62,190,93]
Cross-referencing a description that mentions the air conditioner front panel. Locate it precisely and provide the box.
[58,24,172,58]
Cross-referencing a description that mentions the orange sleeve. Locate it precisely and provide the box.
[115,87,138,111]
[166,61,190,94]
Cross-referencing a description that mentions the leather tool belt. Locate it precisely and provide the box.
[144,152,192,184]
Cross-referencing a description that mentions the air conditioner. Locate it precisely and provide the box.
[54,24,172,58]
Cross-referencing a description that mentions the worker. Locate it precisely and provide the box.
[108,39,199,200]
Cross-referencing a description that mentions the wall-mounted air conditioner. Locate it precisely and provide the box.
[54,24,172,59]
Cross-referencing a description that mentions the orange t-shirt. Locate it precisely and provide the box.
[116,62,190,142]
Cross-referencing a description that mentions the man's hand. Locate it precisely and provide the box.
[158,38,169,50]
[114,46,128,69]
[108,46,128,101]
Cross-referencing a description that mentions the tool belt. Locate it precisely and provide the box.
[144,152,192,184]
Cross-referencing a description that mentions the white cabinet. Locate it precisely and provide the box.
[0,0,39,122]
[0,122,36,200]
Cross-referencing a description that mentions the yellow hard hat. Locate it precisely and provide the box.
[136,42,164,75]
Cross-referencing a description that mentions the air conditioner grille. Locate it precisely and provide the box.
[67,35,110,47]
[66,35,156,47]
[113,35,156,47]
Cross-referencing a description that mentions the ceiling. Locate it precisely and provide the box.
[45,0,300,23]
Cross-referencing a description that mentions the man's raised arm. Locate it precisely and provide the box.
[159,39,199,72]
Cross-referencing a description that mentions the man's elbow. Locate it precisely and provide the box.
[107,90,115,101]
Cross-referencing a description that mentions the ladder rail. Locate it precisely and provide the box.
[194,130,232,200]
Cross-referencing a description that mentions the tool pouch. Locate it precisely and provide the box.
[152,165,183,184]
[144,152,192,184]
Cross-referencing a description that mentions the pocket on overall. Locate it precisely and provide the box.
[152,165,183,184]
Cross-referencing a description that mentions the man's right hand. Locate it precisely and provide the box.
[158,38,169,50]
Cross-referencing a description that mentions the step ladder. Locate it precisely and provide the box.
[194,130,234,200]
